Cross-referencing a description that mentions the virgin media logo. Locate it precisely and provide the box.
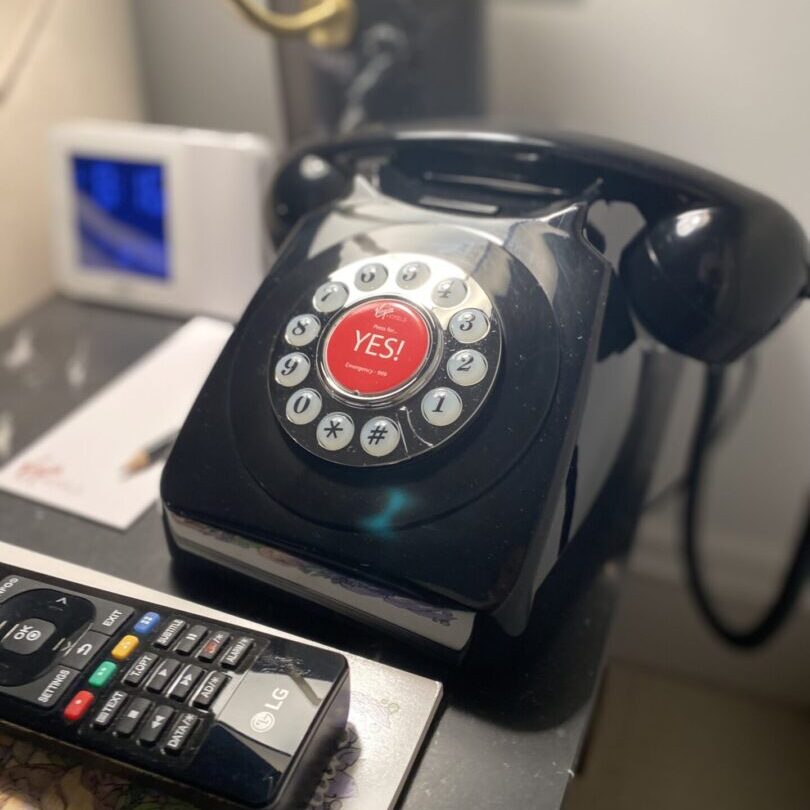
[374,303,396,319]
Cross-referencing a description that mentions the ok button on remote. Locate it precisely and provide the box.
[322,298,432,399]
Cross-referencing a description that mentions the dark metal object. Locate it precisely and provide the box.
[273,0,485,142]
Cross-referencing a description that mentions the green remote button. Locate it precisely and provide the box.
[88,661,117,688]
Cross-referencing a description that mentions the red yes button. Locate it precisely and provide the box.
[323,299,431,396]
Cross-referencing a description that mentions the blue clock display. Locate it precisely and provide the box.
[72,156,169,280]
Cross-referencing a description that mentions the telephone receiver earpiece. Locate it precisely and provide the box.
[619,192,809,364]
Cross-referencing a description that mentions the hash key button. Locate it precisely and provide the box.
[175,624,207,656]
[164,712,199,755]
[167,664,203,701]
[115,697,152,737]
[221,636,254,670]
[138,705,175,747]
[154,618,186,649]
[197,631,230,663]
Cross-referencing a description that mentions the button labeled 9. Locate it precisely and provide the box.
[274,353,310,387]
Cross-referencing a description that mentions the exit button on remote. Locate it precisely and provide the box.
[322,299,431,397]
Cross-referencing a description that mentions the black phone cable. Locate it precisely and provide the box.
[684,365,810,648]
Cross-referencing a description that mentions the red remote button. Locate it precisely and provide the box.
[63,690,95,722]
[323,299,431,396]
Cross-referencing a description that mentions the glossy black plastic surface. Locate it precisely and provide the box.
[272,127,809,363]
[0,568,349,809]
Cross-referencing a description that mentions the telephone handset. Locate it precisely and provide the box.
[161,128,808,653]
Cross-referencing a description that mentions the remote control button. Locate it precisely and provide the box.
[354,262,387,291]
[63,690,94,723]
[397,261,430,290]
[134,612,161,635]
[285,389,322,426]
[421,388,463,427]
[323,299,431,397]
[284,314,320,347]
[91,602,133,636]
[61,630,107,670]
[274,353,310,388]
[88,660,118,688]
[197,631,230,663]
[167,664,203,702]
[93,689,127,729]
[111,635,139,662]
[447,349,488,386]
[154,618,186,649]
[316,413,354,452]
[360,417,400,458]
[115,697,152,737]
[146,658,180,694]
[0,575,37,603]
[221,636,254,670]
[175,625,208,656]
[164,712,199,755]
[123,653,158,687]
[313,281,349,314]
[138,705,175,747]
[449,308,489,343]
[1,618,56,655]
[431,278,467,308]
[15,666,79,707]
[192,671,228,709]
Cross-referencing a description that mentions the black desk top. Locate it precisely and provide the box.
[0,297,678,810]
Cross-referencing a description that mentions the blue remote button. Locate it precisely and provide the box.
[134,611,161,634]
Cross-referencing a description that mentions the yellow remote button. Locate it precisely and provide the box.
[111,634,139,661]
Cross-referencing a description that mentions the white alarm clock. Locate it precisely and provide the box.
[50,120,275,321]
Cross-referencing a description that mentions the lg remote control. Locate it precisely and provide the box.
[0,567,350,808]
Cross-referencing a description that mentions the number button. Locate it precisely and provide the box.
[313,281,349,314]
[274,353,310,387]
[421,388,462,427]
[354,263,388,291]
[359,417,400,457]
[285,389,322,425]
[449,308,489,343]
[431,278,467,308]
[447,349,488,386]
[284,314,320,347]
[316,413,355,451]
[396,261,430,290]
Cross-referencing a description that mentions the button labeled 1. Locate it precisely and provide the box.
[284,314,320,347]
[447,349,488,386]
[421,388,462,426]
[285,389,322,425]
[449,308,489,343]
[274,353,310,388]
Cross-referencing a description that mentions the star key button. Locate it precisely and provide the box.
[316,413,354,451]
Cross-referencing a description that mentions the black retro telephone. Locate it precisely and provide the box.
[161,129,809,654]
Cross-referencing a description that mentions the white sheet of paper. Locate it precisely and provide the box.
[0,317,232,530]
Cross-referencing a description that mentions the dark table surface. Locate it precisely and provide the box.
[0,296,678,810]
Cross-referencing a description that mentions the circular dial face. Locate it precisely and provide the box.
[268,253,502,466]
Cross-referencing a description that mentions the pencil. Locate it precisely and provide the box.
[122,430,179,476]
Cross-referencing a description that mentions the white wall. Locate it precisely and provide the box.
[0,0,144,325]
[487,0,810,696]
